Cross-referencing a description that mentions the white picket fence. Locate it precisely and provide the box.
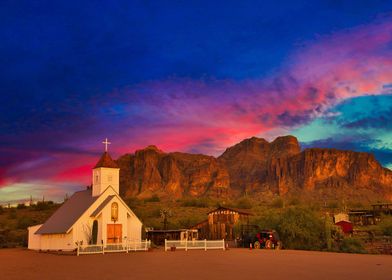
[165,239,225,251]
[77,240,151,256]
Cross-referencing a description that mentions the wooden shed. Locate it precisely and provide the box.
[192,206,251,241]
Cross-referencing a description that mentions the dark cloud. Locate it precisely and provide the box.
[342,113,392,129]
[277,110,313,126]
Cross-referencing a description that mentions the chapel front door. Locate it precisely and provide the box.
[107,224,122,243]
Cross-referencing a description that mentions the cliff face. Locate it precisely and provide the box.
[266,148,392,199]
[117,145,229,199]
[116,136,392,201]
[217,136,300,193]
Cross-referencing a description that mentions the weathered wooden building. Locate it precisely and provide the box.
[192,206,251,241]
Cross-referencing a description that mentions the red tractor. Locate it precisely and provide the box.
[253,229,282,249]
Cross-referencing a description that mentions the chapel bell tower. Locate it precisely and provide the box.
[92,138,120,197]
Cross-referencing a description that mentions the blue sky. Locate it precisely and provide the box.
[1,1,391,203]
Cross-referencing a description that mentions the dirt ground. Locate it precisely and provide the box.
[1,248,391,280]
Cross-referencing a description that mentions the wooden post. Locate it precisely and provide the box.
[223,239,225,250]
[165,239,167,251]
[77,243,80,256]
[205,239,207,251]
[185,239,188,251]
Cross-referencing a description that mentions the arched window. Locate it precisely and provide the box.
[92,220,98,244]
[111,202,118,222]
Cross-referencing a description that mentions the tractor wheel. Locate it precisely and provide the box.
[254,241,261,249]
[265,240,273,249]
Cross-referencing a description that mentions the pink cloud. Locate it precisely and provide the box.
[1,17,391,201]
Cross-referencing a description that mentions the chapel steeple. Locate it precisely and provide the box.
[92,138,120,197]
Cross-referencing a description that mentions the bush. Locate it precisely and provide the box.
[235,198,253,209]
[34,201,54,211]
[178,217,199,228]
[270,197,284,208]
[288,197,301,206]
[277,207,325,250]
[16,216,34,230]
[125,197,141,208]
[251,209,281,230]
[0,205,4,215]
[17,203,27,209]
[180,198,209,208]
[144,194,160,203]
[379,216,392,236]
[339,238,366,254]
[327,201,339,210]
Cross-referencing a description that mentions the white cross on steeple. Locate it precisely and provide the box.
[102,138,111,152]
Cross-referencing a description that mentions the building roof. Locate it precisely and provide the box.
[207,206,252,215]
[94,152,119,169]
[35,189,99,234]
[90,195,115,217]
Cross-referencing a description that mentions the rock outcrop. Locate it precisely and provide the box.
[117,145,229,199]
[267,148,392,200]
[116,136,392,201]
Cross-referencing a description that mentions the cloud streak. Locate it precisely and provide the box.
[1,16,392,202]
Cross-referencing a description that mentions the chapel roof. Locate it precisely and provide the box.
[94,151,119,169]
[90,195,115,217]
[35,189,99,235]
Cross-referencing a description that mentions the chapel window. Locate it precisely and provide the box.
[111,202,118,222]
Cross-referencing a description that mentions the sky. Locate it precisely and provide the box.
[1,1,391,204]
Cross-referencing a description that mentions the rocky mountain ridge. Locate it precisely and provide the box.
[116,136,392,201]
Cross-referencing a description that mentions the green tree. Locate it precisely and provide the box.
[379,216,392,236]
[277,207,325,250]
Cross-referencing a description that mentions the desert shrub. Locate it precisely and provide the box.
[277,207,325,250]
[348,201,364,209]
[180,198,209,208]
[339,237,366,254]
[288,197,301,206]
[270,197,284,208]
[34,201,54,211]
[16,216,34,230]
[144,194,160,203]
[125,197,141,208]
[17,203,27,209]
[178,217,200,228]
[251,209,281,230]
[235,198,253,209]
[379,216,392,236]
[327,201,339,210]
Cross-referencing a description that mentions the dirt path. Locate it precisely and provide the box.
[1,248,391,280]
